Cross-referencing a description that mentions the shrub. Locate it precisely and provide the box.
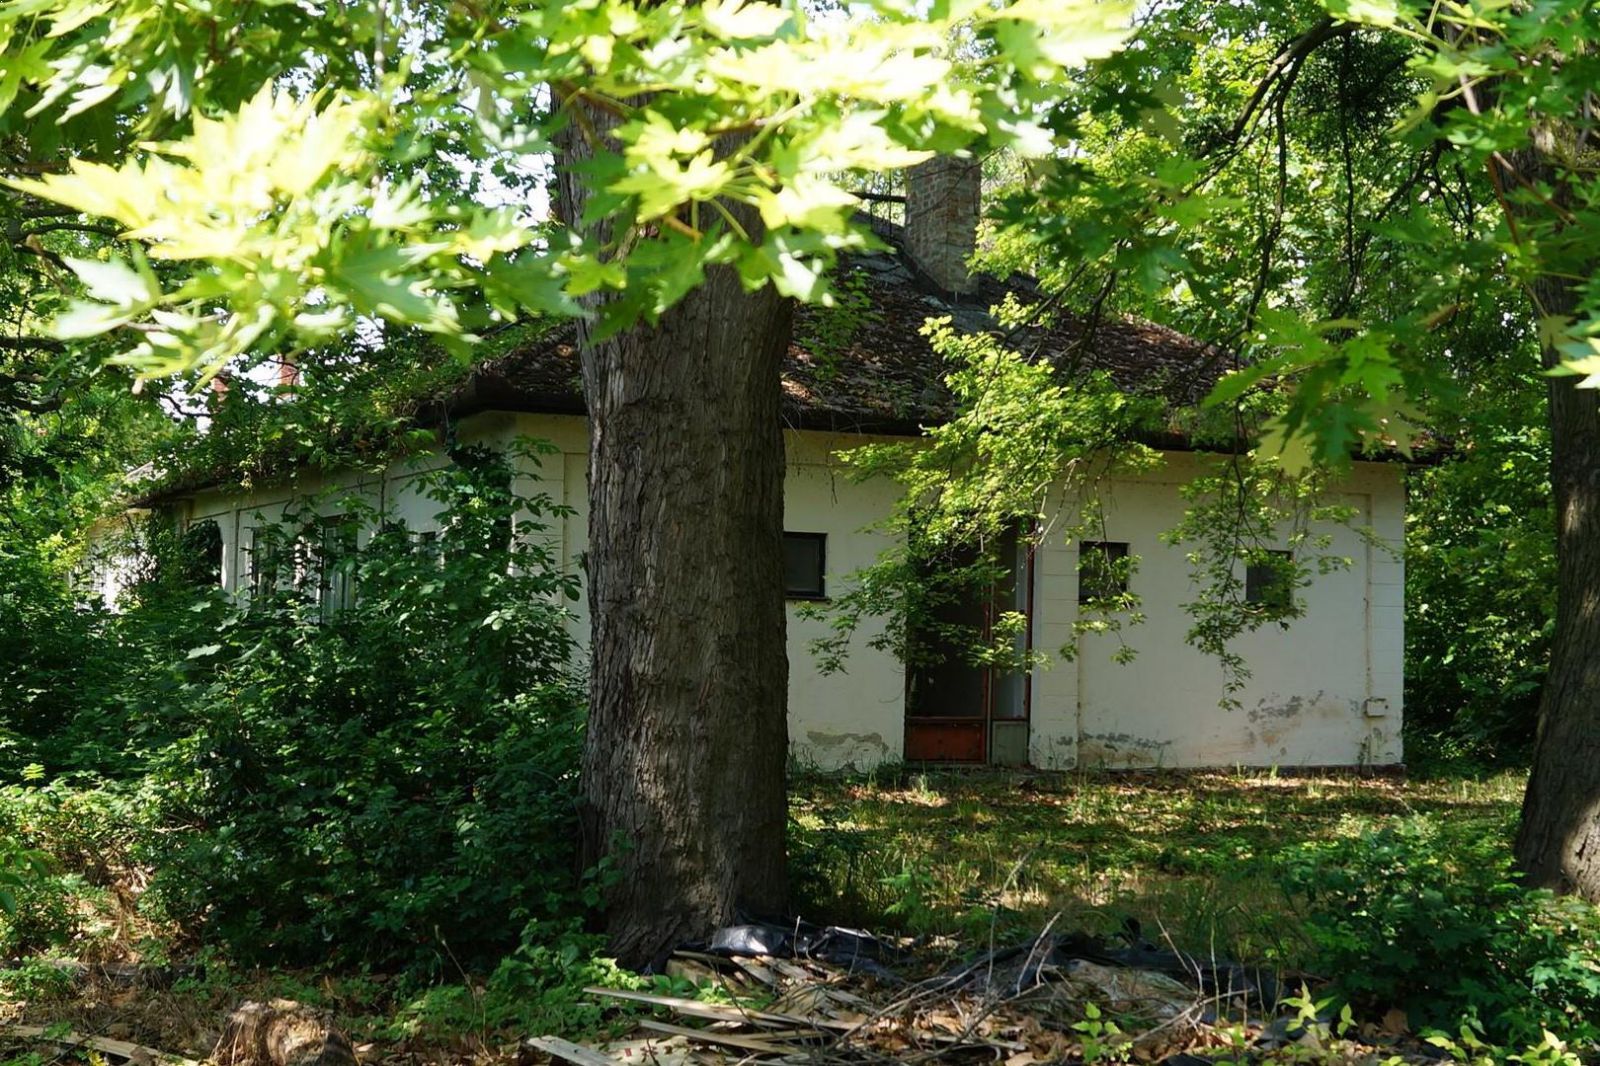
[0,543,123,777]
[1279,817,1600,1046]
[0,780,136,955]
[1405,390,1553,765]
[132,443,588,969]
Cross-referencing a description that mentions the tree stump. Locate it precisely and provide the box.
[213,1000,357,1066]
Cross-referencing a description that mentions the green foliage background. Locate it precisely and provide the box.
[1405,371,1554,764]
[0,445,589,971]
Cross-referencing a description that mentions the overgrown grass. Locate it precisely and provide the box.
[0,766,1541,1058]
[789,766,1526,967]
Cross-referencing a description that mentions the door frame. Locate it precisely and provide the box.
[903,531,1036,764]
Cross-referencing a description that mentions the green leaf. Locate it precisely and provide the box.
[1323,0,1408,27]
[700,0,790,41]
[332,237,461,332]
[63,255,159,307]
[1258,415,1316,476]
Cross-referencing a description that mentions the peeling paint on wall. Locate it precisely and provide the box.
[1233,694,1370,762]
[1076,732,1175,769]
[797,730,891,771]
[1247,693,1317,723]
[1031,732,1078,771]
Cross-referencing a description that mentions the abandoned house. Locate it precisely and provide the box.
[127,159,1406,771]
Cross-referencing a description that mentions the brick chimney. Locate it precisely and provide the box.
[903,155,982,296]
[275,354,300,398]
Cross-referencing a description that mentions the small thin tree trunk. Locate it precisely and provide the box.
[554,108,792,965]
[1513,267,1600,897]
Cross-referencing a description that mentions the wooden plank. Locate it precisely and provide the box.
[635,1021,799,1055]
[594,1032,692,1066]
[760,958,816,985]
[583,988,853,1031]
[525,1035,627,1066]
[4,1025,201,1066]
[673,951,778,989]
[722,1028,824,1042]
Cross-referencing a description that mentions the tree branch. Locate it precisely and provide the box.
[0,335,65,353]
[22,220,120,239]
[1207,18,1353,165]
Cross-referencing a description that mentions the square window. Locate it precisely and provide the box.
[412,529,443,564]
[1078,541,1129,604]
[1246,550,1293,609]
[784,532,827,600]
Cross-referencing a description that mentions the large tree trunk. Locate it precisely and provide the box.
[1510,133,1600,892]
[554,113,793,966]
[1513,266,1600,896]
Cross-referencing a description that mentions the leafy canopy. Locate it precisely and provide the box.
[0,0,1133,378]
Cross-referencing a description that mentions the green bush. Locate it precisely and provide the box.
[1405,387,1553,765]
[1280,817,1600,1046]
[0,780,135,955]
[0,545,122,777]
[121,442,589,970]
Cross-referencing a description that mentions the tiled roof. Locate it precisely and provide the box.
[459,217,1223,436]
[133,221,1242,504]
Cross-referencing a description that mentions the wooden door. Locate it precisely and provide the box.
[903,527,1033,763]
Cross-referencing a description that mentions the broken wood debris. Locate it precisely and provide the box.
[586,987,857,1032]
[3,1024,202,1066]
[533,942,1215,1065]
[526,927,1435,1066]
[524,1036,629,1066]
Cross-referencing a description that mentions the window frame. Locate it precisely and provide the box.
[1077,540,1130,605]
[245,526,283,596]
[1245,549,1294,610]
[313,515,359,620]
[783,531,828,601]
[411,528,444,565]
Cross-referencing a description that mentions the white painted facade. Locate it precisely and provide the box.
[164,409,1406,772]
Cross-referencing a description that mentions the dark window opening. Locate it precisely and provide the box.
[902,521,1034,763]
[412,529,443,564]
[247,531,281,595]
[784,532,827,600]
[178,519,223,587]
[1078,541,1129,603]
[1246,550,1293,609]
[313,517,358,620]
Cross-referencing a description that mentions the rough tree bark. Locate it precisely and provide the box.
[214,1000,356,1066]
[1508,141,1600,897]
[553,106,793,966]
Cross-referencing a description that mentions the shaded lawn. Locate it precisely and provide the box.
[788,766,1526,968]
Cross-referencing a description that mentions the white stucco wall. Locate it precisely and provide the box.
[165,411,1406,772]
[76,510,154,607]
[181,413,523,591]
[1031,453,1404,770]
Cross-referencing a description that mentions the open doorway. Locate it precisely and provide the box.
[903,524,1034,764]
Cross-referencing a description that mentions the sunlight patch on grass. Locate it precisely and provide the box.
[789,768,1527,967]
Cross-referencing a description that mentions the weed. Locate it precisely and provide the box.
[0,958,79,1002]
[1072,1002,1130,1064]
[1280,816,1600,1046]
[880,861,942,934]
[790,768,1525,967]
